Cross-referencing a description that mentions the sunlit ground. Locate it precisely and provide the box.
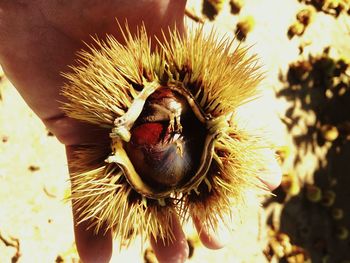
[1,0,349,262]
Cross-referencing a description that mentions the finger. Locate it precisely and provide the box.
[193,216,225,250]
[66,145,113,263]
[72,215,113,263]
[150,214,189,263]
[193,159,281,250]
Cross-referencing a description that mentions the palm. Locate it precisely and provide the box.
[0,1,280,262]
[0,1,190,262]
[0,1,186,144]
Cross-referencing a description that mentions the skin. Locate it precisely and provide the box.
[0,1,281,262]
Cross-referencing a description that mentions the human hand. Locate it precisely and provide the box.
[0,1,281,262]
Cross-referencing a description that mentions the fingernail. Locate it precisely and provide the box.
[194,216,230,250]
[258,154,282,190]
[215,221,232,247]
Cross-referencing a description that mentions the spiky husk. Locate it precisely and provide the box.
[62,25,277,245]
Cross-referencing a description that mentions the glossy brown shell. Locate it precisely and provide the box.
[106,83,227,199]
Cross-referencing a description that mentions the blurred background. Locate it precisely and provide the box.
[1,0,349,262]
